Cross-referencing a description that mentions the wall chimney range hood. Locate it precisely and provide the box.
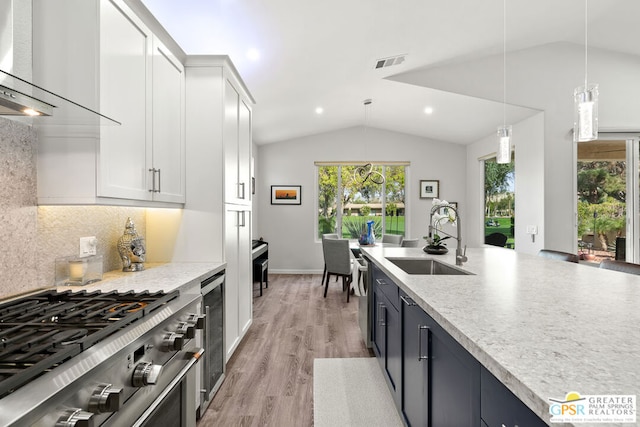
[0,83,53,116]
[0,69,120,126]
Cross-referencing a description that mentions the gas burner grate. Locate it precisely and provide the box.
[0,289,178,397]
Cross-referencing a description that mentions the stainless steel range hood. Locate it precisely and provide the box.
[0,0,119,126]
[0,69,121,126]
[0,83,53,116]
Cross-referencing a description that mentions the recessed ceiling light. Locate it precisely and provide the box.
[246,48,260,61]
[315,107,324,115]
[424,106,434,115]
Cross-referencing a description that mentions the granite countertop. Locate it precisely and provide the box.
[61,262,226,294]
[361,245,640,427]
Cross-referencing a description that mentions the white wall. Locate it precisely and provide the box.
[256,126,466,273]
[395,42,640,253]
[466,113,545,254]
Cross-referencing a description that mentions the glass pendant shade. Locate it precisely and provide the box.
[496,125,512,164]
[573,84,599,142]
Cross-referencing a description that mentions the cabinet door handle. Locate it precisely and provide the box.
[400,295,416,306]
[148,168,156,192]
[378,302,387,326]
[418,325,429,361]
[236,211,246,227]
[238,182,245,199]
[375,278,386,286]
[156,168,161,193]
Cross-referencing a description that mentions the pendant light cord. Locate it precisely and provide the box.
[502,0,506,126]
[584,0,588,89]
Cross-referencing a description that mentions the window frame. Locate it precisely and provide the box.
[315,162,408,241]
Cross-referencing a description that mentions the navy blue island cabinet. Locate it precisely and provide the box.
[400,289,480,427]
[372,263,402,409]
[369,260,547,427]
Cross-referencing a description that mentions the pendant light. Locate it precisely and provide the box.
[496,0,511,164]
[573,0,598,142]
[353,99,385,185]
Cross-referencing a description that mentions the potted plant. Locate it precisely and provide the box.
[424,232,450,254]
[424,199,456,255]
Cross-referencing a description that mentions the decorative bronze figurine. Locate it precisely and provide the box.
[117,217,146,272]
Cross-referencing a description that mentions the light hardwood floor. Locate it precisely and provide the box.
[197,274,373,427]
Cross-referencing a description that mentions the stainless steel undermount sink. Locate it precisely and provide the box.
[386,258,473,275]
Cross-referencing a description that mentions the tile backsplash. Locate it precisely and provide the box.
[0,117,38,298]
[0,117,147,298]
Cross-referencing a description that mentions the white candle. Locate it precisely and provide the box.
[69,260,87,281]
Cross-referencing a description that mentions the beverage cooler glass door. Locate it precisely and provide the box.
[200,271,225,413]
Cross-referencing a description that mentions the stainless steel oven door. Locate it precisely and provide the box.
[132,348,203,427]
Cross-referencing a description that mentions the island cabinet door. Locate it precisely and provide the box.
[372,287,402,408]
[372,289,387,360]
[481,366,547,427]
[400,293,429,427]
[385,297,402,409]
[428,314,481,426]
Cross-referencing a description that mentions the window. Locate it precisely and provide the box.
[317,163,406,239]
[483,157,515,248]
[576,139,627,263]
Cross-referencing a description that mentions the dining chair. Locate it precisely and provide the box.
[321,233,340,285]
[599,259,640,275]
[382,234,403,245]
[538,249,580,263]
[484,232,508,247]
[401,238,419,247]
[322,238,353,302]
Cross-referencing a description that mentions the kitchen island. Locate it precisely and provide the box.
[361,245,640,426]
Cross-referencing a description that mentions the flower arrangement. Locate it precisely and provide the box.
[424,199,457,251]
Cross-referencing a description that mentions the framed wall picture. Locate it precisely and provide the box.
[271,185,302,205]
[420,180,439,199]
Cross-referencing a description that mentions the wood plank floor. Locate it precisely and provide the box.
[197,274,373,427]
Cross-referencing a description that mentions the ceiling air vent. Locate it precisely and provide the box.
[375,54,406,69]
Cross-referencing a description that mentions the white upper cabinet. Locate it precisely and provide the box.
[98,0,153,201]
[223,74,253,206]
[33,0,185,206]
[150,38,185,203]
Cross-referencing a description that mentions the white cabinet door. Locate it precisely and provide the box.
[151,39,185,203]
[224,207,240,361]
[238,100,252,205]
[224,206,252,361]
[223,79,240,204]
[98,0,152,201]
[237,210,252,335]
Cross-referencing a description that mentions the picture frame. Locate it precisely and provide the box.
[419,180,439,199]
[271,185,302,205]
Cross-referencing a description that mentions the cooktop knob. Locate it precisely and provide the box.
[161,332,184,351]
[176,321,196,339]
[55,409,94,427]
[89,383,123,413]
[186,313,205,329]
[132,362,163,387]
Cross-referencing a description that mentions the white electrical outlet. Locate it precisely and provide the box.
[79,236,98,257]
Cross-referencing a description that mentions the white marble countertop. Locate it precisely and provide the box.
[361,245,640,427]
[60,262,226,294]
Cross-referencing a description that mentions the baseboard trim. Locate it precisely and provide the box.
[269,269,323,275]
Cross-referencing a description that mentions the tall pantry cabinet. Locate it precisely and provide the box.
[183,56,255,362]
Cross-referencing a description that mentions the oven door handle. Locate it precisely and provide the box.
[132,348,205,427]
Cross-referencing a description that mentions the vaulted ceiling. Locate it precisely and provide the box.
[141,0,640,145]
